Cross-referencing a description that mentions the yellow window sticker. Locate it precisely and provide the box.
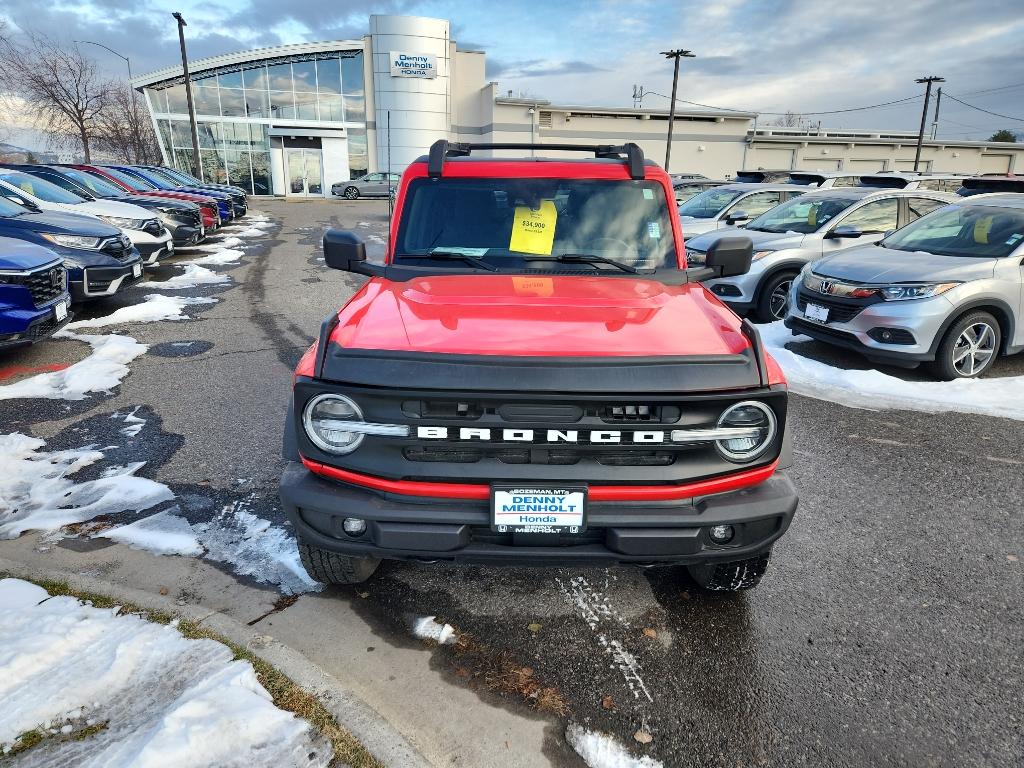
[807,205,817,228]
[19,182,34,194]
[973,215,993,244]
[509,200,557,255]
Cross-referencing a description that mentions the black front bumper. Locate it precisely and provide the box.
[70,262,144,301]
[280,462,798,565]
[166,222,204,247]
[784,316,928,368]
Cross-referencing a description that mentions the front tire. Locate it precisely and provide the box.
[298,541,380,584]
[687,552,771,592]
[931,311,1000,380]
[342,186,360,200]
[754,271,798,322]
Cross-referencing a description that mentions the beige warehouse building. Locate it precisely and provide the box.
[135,13,1023,196]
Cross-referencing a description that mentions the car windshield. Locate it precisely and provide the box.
[124,168,170,188]
[881,204,1024,258]
[0,171,85,204]
[0,196,29,217]
[676,187,744,218]
[395,177,678,272]
[160,167,200,184]
[61,169,125,197]
[146,168,185,185]
[100,166,157,190]
[745,195,855,234]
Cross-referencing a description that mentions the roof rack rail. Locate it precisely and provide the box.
[426,140,647,180]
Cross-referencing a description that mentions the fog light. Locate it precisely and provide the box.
[342,518,366,536]
[709,524,734,544]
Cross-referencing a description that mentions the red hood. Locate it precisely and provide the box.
[330,275,750,357]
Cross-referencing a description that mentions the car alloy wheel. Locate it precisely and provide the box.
[343,187,359,200]
[768,279,793,320]
[951,321,996,377]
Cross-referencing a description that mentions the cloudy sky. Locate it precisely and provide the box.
[2,0,1023,147]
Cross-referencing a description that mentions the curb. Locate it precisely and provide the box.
[0,555,431,768]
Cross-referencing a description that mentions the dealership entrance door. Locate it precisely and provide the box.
[286,149,324,196]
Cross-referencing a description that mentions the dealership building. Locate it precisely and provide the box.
[134,13,1024,197]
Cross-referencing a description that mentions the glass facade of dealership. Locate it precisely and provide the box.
[142,51,367,194]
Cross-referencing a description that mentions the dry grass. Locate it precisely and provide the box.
[3,576,382,768]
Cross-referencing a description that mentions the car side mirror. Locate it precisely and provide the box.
[322,229,384,277]
[725,210,749,225]
[705,236,753,278]
[828,224,862,239]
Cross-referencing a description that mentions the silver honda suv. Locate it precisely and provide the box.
[784,194,1024,379]
[686,187,957,321]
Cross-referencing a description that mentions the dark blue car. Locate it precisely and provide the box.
[141,166,249,206]
[0,197,143,303]
[0,235,72,350]
[105,165,242,220]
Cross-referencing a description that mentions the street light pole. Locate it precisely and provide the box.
[172,12,203,178]
[75,40,144,162]
[913,75,944,172]
[660,49,695,173]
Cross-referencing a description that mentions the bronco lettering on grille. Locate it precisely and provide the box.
[416,426,670,444]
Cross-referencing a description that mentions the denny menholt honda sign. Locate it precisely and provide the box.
[390,52,437,78]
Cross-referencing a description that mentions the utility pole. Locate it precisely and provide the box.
[930,86,943,140]
[172,12,203,178]
[660,49,695,172]
[913,75,944,172]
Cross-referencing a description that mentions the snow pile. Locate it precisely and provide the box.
[0,578,331,766]
[148,265,230,290]
[195,236,243,251]
[231,227,269,238]
[412,616,457,645]
[760,321,1024,420]
[0,333,145,401]
[0,433,173,540]
[192,500,320,595]
[566,724,663,768]
[99,510,202,556]
[183,249,244,266]
[115,407,146,437]
[67,295,215,330]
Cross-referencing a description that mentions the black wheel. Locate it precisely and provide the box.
[754,271,798,322]
[298,541,380,584]
[687,552,771,592]
[931,311,1001,380]
[342,186,360,200]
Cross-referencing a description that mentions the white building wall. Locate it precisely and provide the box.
[369,15,452,173]
[321,137,351,190]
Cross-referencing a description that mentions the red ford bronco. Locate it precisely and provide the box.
[281,141,797,591]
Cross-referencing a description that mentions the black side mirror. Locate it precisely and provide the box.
[323,229,366,271]
[706,236,753,278]
[725,209,749,225]
[828,225,862,239]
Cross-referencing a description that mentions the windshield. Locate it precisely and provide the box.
[146,167,185,185]
[746,195,855,234]
[882,204,1024,258]
[100,166,156,190]
[159,167,200,185]
[395,177,678,272]
[0,196,29,217]
[61,168,125,198]
[677,187,743,219]
[0,171,85,204]
[122,168,170,189]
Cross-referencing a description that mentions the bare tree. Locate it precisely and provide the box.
[769,111,811,129]
[94,81,162,163]
[0,30,110,161]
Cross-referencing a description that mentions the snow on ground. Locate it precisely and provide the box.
[0,578,331,766]
[0,333,145,401]
[66,295,216,330]
[760,321,1024,421]
[192,499,320,595]
[195,236,243,251]
[566,725,663,768]
[114,407,147,437]
[183,249,244,266]
[0,433,173,539]
[412,616,457,645]
[231,227,270,238]
[99,510,202,556]
[148,264,231,290]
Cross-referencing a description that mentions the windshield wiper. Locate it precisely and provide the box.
[401,251,498,271]
[554,253,641,274]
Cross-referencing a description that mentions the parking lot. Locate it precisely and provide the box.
[1,198,1022,767]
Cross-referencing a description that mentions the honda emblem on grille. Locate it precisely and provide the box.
[819,280,835,295]
[50,268,61,288]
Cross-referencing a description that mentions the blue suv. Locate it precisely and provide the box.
[104,166,241,221]
[0,236,72,350]
[0,197,143,303]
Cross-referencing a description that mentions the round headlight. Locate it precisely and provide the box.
[303,394,364,454]
[715,400,777,462]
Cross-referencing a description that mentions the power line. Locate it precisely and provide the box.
[956,81,1024,98]
[943,93,1024,122]
[642,89,923,116]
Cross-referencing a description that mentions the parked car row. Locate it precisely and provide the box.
[685,182,1024,379]
[0,163,248,353]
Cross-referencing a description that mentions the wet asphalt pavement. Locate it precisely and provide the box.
[3,199,1022,767]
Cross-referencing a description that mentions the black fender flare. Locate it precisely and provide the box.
[282,394,300,462]
[752,261,807,302]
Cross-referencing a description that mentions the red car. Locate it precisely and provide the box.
[281,141,797,591]
[64,164,221,231]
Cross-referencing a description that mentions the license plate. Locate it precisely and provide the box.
[54,300,67,322]
[132,263,142,278]
[805,302,829,323]
[492,487,587,534]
